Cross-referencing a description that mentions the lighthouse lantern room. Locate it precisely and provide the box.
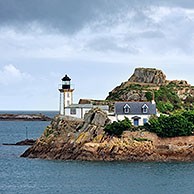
[59,75,74,115]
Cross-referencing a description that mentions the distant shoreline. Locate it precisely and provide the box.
[0,114,52,121]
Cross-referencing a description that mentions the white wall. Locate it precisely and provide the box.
[59,92,64,115]
[65,108,81,118]
[108,114,151,126]
[64,108,91,119]
[64,92,73,107]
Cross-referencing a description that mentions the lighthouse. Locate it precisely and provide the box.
[59,75,74,115]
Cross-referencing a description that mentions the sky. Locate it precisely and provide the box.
[1,0,194,110]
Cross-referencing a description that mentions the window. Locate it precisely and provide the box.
[67,100,70,106]
[62,81,70,85]
[134,119,139,126]
[143,118,148,124]
[67,92,70,98]
[123,104,130,114]
[70,108,76,115]
[142,104,148,114]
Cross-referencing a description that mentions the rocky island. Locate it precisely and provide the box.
[21,108,194,161]
[0,114,51,121]
[21,68,194,161]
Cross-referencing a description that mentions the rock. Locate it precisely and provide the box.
[168,80,190,86]
[3,139,36,146]
[21,108,111,159]
[128,68,166,85]
[84,108,111,127]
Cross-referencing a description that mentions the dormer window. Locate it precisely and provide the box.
[123,104,130,114]
[142,104,148,113]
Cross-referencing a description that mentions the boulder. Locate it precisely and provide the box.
[84,108,111,127]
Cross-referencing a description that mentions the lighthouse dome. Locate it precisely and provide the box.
[62,75,71,81]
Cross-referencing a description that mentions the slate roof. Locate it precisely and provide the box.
[115,101,156,115]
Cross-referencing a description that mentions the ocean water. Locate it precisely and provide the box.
[1,111,194,194]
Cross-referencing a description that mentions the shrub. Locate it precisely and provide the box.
[144,112,194,137]
[104,117,132,136]
[145,92,152,101]
[156,101,174,113]
[154,86,181,113]
[181,110,194,123]
[165,101,174,112]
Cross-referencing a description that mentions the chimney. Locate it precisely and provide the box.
[152,92,155,104]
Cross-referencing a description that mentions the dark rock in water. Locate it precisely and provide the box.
[0,114,51,121]
[3,139,36,146]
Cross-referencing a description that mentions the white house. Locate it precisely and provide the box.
[108,101,157,126]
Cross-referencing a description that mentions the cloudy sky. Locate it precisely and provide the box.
[1,0,194,110]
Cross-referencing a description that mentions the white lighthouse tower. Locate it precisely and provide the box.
[59,75,74,115]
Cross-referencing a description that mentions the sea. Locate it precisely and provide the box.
[1,111,194,194]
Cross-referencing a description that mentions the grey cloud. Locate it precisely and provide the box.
[0,0,133,34]
[1,0,194,56]
[1,0,194,34]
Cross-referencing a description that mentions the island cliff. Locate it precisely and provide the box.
[22,109,194,161]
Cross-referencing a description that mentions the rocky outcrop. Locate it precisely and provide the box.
[0,114,51,121]
[106,67,194,112]
[3,139,36,146]
[128,68,166,85]
[21,108,111,160]
[21,108,194,162]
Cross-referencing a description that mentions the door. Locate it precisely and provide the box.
[134,119,139,126]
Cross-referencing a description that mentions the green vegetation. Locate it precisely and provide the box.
[154,85,182,113]
[127,84,142,90]
[144,111,194,137]
[156,101,174,113]
[104,117,132,136]
[107,87,125,101]
[145,92,152,101]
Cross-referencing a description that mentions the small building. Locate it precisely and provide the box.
[112,101,157,126]
[58,75,109,119]
[64,104,109,119]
